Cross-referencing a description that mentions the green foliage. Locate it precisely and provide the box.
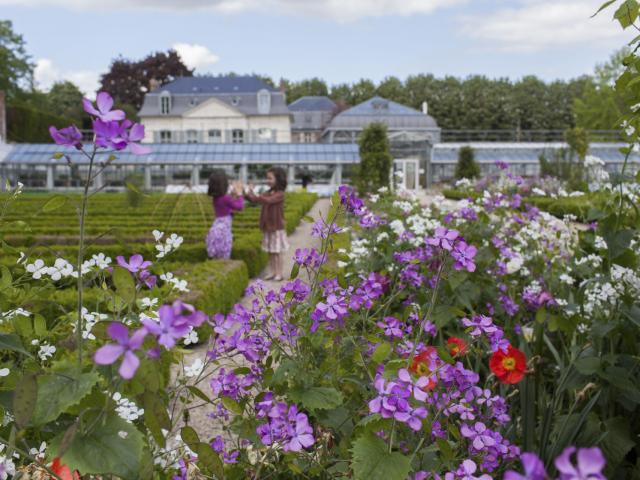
[351,433,412,480]
[6,103,75,143]
[0,20,34,99]
[124,172,145,208]
[564,127,590,160]
[454,146,480,180]
[47,81,85,122]
[32,371,100,426]
[355,123,392,194]
[50,413,145,479]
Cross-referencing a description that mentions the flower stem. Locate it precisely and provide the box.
[76,145,97,368]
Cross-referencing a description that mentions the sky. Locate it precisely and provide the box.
[0,0,635,96]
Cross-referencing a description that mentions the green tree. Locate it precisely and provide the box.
[285,77,329,103]
[564,127,589,160]
[356,123,392,193]
[0,20,34,98]
[48,81,84,122]
[376,76,407,104]
[454,146,480,179]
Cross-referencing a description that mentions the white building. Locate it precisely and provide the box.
[138,76,292,144]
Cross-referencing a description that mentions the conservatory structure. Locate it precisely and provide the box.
[0,143,360,192]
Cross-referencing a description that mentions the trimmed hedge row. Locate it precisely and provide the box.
[37,259,249,322]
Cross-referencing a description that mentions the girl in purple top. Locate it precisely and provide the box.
[206,170,244,259]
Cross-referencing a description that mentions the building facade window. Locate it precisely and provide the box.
[257,89,271,114]
[232,129,244,144]
[303,132,314,143]
[208,129,222,143]
[160,130,172,143]
[257,128,272,142]
[186,130,199,143]
[160,92,171,115]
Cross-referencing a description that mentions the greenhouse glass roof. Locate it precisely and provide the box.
[1,143,361,165]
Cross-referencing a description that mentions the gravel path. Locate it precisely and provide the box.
[171,198,331,441]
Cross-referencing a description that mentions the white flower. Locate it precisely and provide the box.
[577,323,589,334]
[16,252,26,264]
[336,261,348,269]
[377,186,388,194]
[152,230,164,242]
[184,359,204,378]
[31,339,39,346]
[91,253,112,269]
[594,236,607,250]
[29,441,47,460]
[369,194,380,203]
[141,297,158,308]
[532,188,546,196]
[160,272,174,282]
[118,431,129,439]
[47,258,74,281]
[26,259,48,279]
[505,256,523,274]
[0,368,9,377]
[522,326,534,342]
[0,456,16,479]
[38,344,56,362]
[1,308,31,322]
[183,330,199,346]
[113,393,144,422]
[559,274,575,286]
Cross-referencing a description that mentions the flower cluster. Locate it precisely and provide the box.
[256,393,315,452]
[117,254,157,289]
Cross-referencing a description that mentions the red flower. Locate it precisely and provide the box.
[447,337,468,357]
[410,347,438,390]
[489,345,527,384]
[51,458,81,480]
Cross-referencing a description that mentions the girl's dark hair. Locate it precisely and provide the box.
[208,169,228,198]
[268,167,287,192]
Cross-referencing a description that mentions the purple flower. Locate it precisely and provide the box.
[505,452,547,480]
[93,119,151,155]
[462,315,497,337]
[426,227,459,251]
[116,254,152,273]
[94,322,146,379]
[460,422,496,451]
[454,459,492,480]
[142,305,192,349]
[376,316,405,338]
[338,185,366,216]
[555,446,606,480]
[310,294,348,332]
[496,159,509,170]
[311,218,342,238]
[451,240,477,272]
[83,91,125,122]
[285,411,315,452]
[49,125,83,149]
[293,248,326,268]
[138,269,157,289]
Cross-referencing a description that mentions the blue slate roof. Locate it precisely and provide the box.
[158,76,277,94]
[289,96,336,112]
[3,143,361,165]
[340,96,424,116]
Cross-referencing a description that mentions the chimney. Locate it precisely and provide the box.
[149,78,161,92]
[421,101,428,116]
[0,91,6,143]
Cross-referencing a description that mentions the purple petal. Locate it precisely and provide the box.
[129,254,143,270]
[94,344,124,365]
[577,447,605,476]
[129,328,147,349]
[107,322,130,344]
[554,447,579,476]
[96,92,114,114]
[129,123,145,142]
[142,319,162,335]
[101,109,126,122]
[116,256,128,269]
[82,97,100,116]
[129,142,152,156]
[119,350,140,379]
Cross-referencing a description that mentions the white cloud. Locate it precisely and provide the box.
[172,43,220,71]
[463,0,630,52]
[34,58,100,97]
[0,0,465,21]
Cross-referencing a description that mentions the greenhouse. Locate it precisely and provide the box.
[0,142,360,191]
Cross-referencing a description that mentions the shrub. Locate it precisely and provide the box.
[455,146,480,179]
[6,103,75,143]
[355,123,393,194]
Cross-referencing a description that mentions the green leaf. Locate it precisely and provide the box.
[192,443,224,478]
[221,396,243,414]
[51,413,144,480]
[372,342,392,363]
[187,386,213,404]
[180,426,200,450]
[290,387,343,411]
[351,433,412,480]
[41,195,67,213]
[13,374,38,429]
[615,0,640,28]
[0,265,12,290]
[574,357,601,375]
[0,333,32,357]
[303,215,314,223]
[289,262,300,280]
[600,417,635,469]
[592,0,617,17]
[143,392,171,448]
[32,371,100,426]
[112,266,136,303]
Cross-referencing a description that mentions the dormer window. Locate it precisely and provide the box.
[231,96,241,106]
[257,89,271,114]
[160,91,171,115]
